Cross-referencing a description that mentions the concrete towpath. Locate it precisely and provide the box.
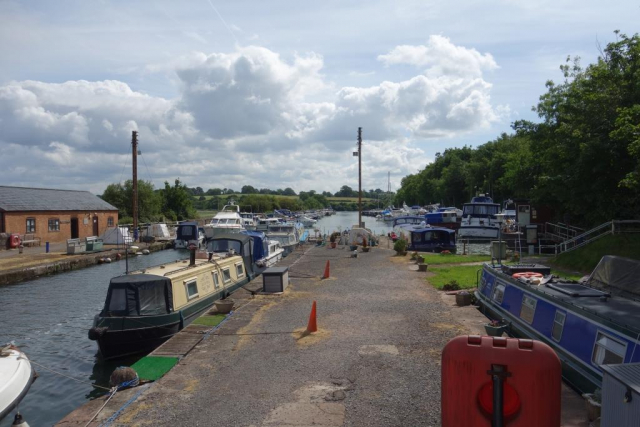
[61,244,589,426]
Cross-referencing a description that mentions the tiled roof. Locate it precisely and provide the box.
[0,186,118,212]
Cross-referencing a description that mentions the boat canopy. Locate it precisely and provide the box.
[588,256,640,297]
[177,222,199,240]
[241,230,268,262]
[393,216,426,227]
[103,274,173,316]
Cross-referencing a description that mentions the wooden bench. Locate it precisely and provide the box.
[21,233,41,247]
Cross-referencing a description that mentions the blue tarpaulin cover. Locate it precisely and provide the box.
[241,230,267,261]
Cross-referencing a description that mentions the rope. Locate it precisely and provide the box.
[98,384,150,427]
[29,360,112,391]
[84,387,117,427]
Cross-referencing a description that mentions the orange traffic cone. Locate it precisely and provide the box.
[306,301,318,333]
[322,260,330,279]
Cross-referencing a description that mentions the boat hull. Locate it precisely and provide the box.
[475,264,640,394]
[92,277,249,360]
[458,225,499,239]
[0,348,35,422]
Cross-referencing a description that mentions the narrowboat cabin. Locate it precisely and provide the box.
[476,256,640,394]
[89,249,253,359]
[408,227,456,253]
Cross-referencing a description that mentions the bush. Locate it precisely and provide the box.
[393,238,407,254]
[442,280,461,291]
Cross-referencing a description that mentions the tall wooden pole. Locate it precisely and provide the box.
[132,131,138,237]
[358,127,362,228]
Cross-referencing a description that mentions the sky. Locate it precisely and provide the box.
[0,0,638,195]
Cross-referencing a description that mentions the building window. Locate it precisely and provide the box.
[185,279,199,300]
[107,217,114,227]
[492,283,505,304]
[236,263,245,278]
[212,272,220,289]
[592,332,626,366]
[519,295,537,324]
[26,218,36,233]
[551,311,566,342]
[222,268,232,284]
[48,218,60,232]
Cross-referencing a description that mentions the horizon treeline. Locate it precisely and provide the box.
[395,31,640,227]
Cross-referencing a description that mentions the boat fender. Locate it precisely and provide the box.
[88,326,109,341]
[512,272,544,280]
[11,413,29,427]
[109,367,139,389]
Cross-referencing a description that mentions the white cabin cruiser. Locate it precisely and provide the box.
[241,230,284,272]
[266,223,300,256]
[458,195,500,239]
[204,202,244,238]
[0,345,35,422]
[299,216,317,228]
[240,212,257,231]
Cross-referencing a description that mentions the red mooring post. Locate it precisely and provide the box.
[306,301,318,333]
[322,260,330,279]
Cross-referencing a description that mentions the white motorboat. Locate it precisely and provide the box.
[0,345,35,422]
[458,195,500,239]
[299,216,317,228]
[175,222,205,249]
[204,202,245,238]
[240,212,257,230]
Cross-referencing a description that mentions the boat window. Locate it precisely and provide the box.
[212,272,220,289]
[551,311,566,342]
[480,275,487,291]
[108,288,127,312]
[412,233,422,243]
[592,332,626,366]
[208,240,242,253]
[210,219,219,225]
[185,279,199,300]
[236,263,244,278]
[492,284,505,304]
[519,295,537,324]
[222,268,232,283]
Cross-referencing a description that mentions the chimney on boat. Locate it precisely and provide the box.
[189,245,196,266]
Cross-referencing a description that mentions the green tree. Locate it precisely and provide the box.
[241,185,258,194]
[282,187,297,196]
[160,179,197,221]
[101,180,161,222]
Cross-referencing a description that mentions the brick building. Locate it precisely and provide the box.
[0,186,119,245]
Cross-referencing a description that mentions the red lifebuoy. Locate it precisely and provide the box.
[512,272,544,279]
[10,234,21,248]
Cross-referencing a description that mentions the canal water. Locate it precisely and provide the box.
[0,249,187,427]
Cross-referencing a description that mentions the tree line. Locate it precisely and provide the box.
[395,31,640,227]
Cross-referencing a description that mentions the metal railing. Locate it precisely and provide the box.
[538,220,640,255]
[542,222,585,242]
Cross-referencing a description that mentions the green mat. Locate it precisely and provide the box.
[131,356,179,381]
[191,314,226,327]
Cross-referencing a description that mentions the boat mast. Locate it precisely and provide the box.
[132,130,138,241]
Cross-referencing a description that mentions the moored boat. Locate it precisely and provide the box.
[266,223,300,256]
[240,230,284,272]
[458,195,500,239]
[476,255,640,394]
[408,227,456,253]
[203,202,245,238]
[0,345,36,422]
[89,247,254,359]
[174,221,204,249]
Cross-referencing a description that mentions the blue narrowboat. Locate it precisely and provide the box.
[476,256,640,393]
[408,227,456,253]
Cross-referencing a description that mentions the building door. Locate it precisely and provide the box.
[71,218,79,239]
[92,216,99,236]
[0,212,4,233]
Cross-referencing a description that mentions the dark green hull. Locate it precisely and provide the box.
[91,277,249,360]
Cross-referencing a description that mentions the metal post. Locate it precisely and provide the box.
[491,365,506,427]
[132,131,138,241]
[498,226,502,266]
[357,127,362,228]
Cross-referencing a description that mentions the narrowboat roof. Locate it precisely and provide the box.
[485,263,640,335]
[139,259,226,277]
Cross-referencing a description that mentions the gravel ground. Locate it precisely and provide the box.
[107,244,476,427]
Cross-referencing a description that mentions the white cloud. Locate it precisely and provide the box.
[378,35,498,78]
[0,38,502,192]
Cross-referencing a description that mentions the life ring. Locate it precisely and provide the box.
[11,234,21,248]
[512,272,544,279]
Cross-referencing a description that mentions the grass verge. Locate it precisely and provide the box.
[428,265,482,290]
[551,234,640,273]
[420,253,490,265]
[192,314,226,327]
